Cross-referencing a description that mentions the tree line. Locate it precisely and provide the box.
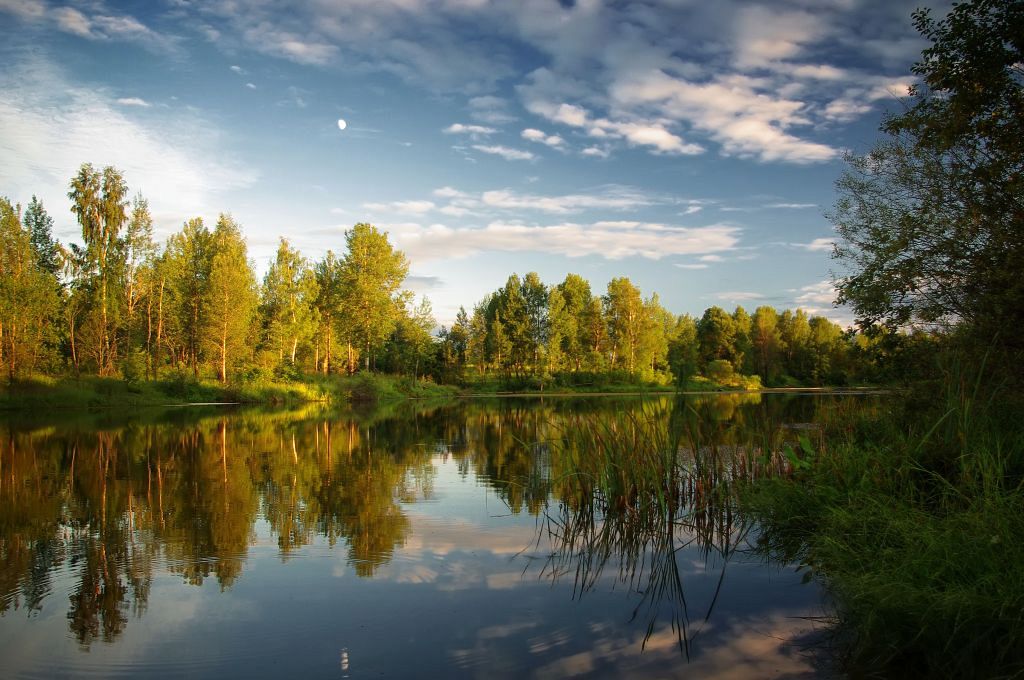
[1,162,877,387]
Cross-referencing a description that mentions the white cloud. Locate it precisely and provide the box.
[795,237,835,252]
[521,128,565,148]
[116,97,151,107]
[443,123,497,137]
[733,6,827,69]
[245,82,256,89]
[716,291,765,302]
[363,200,436,215]
[0,58,256,238]
[580,146,610,158]
[53,7,92,37]
[468,95,516,124]
[795,280,837,309]
[470,145,535,161]
[675,263,709,270]
[611,71,838,163]
[230,64,244,74]
[480,187,653,214]
[0,0,45,20]
[766,202,816,209]
[386,220,741,262]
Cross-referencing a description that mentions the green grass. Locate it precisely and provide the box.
[0,372,458,411]
[741,359,1024,679]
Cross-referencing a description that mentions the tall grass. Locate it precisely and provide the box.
[743,355,1024,678]
[536,399,801,656]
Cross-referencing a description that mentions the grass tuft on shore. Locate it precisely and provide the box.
[742,356,1024,679]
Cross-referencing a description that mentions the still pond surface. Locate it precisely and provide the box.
[0,393,873,678]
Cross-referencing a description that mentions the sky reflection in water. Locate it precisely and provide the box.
[0,394,860,678]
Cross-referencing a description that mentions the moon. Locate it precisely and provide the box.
[337,118,347,131]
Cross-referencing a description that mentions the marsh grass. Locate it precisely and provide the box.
[743,356,1024,678]
[534,398,806,657]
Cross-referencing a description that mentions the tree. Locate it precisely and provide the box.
[164,218,211,376]
[23,196,61,278]
[313,251,344,374]
[697,306,737,369]
[262,239,318,369]
[0,198,60,379]
[68,164,129,374]
[603,277,644,373]
[338,224,409,370]
[554,273,592,371]
[667,314,699,384]
[751,306,783,384]
[833,0,1024,349]
[205,215,257,382]
[121,195,156,356]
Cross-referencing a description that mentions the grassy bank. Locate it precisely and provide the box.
[741,365,1024,678]
[459,370,761,395]
[0,372,458,411]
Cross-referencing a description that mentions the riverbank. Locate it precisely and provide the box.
[740,371,1024,678]
[0,373,459,411]
[0,371,795,411]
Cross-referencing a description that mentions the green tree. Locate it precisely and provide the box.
[164,218,212,376]
[554,273,593,371]
[68,164,129,374]
[667,314,699,384]
[697,306,737,369]
[751,306,783,385]
[313,251,345,374]
[262,239,318,369]
[338,224,409,370]
[833,0,1024,349]
[121,195,156,357]
[0,198,60,379]
[603,277,644,373]
[205,215,257,382]
[23,196,61,278]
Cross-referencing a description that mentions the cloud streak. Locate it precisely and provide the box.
[386,220,741,262]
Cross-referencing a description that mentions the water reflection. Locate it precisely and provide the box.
[0,393,864,673]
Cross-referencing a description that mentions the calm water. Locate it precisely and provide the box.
[0,393,869,678]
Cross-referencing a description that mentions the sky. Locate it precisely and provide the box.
[0,0,947,327]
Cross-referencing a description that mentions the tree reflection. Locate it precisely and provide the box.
[0,393,847,649]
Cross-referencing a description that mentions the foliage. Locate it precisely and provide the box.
[833,0,1024,351]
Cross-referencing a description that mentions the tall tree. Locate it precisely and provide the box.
[68,164,129,374]
[554,273,593,371]
[833,0,1024,349]
[751,306,783,384]
[313,251,344,374]
[667,314,699,384]
[697,306,737,369]
[23,196,61,278]
[262,239,318,369]
[205,215,257,382]
[165,218,211,376]
[121,195,156,355]
[338,224,409,370]
[603,277,645,373]
[0,198,59,379]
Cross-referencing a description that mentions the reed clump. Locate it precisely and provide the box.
[742,356,1024,679]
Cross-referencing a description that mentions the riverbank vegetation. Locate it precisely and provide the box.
[740,2,1024,677]
[2,175,884,406]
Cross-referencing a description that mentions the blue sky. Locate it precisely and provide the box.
[0,0,944,326]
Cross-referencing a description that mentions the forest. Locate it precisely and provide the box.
[0,177,881,394]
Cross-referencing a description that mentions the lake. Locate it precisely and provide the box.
[0,393,872,678]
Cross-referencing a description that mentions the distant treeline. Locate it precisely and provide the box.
[1,162,883,388]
